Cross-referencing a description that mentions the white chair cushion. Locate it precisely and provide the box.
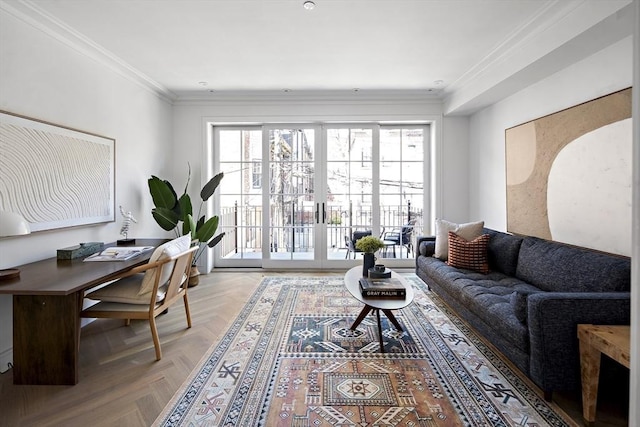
[434,219,484,260]
[139,235,191,295]
[86,274,166,305]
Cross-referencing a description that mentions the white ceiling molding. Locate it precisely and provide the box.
[443,0,633,115]
[173,89,444,106]
[1,0,177,103]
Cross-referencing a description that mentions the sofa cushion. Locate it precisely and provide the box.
[516,237,631,292]
[447,232,490,274]
[483,228,523,276]
[439,271,531,353]
[434,219,484,260]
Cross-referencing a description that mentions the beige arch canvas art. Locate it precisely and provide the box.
[505,87,632,256]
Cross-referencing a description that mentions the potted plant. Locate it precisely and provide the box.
[148,165,225,286]
[355,235,385,277]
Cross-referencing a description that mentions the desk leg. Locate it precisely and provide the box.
[579,336,601,423]
[13,292,82,385]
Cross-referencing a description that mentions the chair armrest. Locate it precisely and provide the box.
[527,291,631,392]
[416,236,436,258]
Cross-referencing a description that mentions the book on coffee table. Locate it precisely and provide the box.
[358,277,406,298]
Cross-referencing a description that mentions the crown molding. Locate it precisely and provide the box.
[1,0,177,103]
[173,89,444,106]
[443,0,633,115]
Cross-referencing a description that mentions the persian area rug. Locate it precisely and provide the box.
[154,276,575,427]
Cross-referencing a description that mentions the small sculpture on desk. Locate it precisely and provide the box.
[118,205,137,245]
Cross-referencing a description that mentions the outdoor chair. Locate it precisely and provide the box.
[382,222,415,258]
[80,235,196,361]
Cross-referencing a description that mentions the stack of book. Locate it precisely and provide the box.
[358,277,406,299]
[83,246,154,262]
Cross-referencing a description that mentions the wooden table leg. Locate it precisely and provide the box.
[350,305,373,330]
[382,309,403,331]
[13,292,82,385]
[579,334,601,423]
[375,309,384,353]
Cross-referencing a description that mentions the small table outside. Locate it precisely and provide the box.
[381,240,397,258]
[577,324,630,423]
[344,266,414,352]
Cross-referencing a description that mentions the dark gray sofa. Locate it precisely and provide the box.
[415,228,631,398]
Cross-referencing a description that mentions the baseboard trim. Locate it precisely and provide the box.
[0,347,12,374]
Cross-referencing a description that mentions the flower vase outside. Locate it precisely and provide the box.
[188,265,200,287]
[362,253,375,277]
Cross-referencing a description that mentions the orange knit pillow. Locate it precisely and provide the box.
[447,231,490,274]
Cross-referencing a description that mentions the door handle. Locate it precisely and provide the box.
[315,203,320,224]
[322,203,326,223]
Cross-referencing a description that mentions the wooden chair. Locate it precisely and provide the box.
[81,236,196,361]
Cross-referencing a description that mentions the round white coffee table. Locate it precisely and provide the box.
[344,266,415,352]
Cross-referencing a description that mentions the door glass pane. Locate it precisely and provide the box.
[268,128,315,260]
[218,129,263,260]
[326,128,373,260]
[379,128,425,257]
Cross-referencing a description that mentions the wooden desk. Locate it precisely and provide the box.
[577,324,630,423]
[0,239,166,385]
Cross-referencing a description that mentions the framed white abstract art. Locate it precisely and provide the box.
[0,111,115,232]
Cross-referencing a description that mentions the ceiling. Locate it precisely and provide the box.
[3,0,634,111]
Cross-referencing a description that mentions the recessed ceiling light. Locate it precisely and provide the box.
[434,80,444,86]
[198,81,208,86]
[303,1,315,10]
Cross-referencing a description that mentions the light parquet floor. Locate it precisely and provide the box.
[0,271,628,426]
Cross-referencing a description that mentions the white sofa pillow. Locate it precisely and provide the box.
[434,219,484,260]
[139,235,192,295]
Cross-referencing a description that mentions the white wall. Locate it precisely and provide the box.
[0,8,173,371]
[441,116,470,224]
[468,36,633,230]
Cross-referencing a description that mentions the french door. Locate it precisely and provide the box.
[213,124,427,268]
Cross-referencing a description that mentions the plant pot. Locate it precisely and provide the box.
[362,253,375,277]
[188,265,200,287]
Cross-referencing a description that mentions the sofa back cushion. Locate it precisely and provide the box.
[483,228,523,276]
[515,237,631,292]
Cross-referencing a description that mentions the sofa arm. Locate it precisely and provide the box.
[527,292,631,394]
[416,236,436,259]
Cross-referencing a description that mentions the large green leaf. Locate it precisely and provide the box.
[178,193,192,219]
[195,216,219,243]
[151,207,179,231]
[184,214,197,239]
[200,172,224,201]
[207,232,225,248]
[148,176,177,209]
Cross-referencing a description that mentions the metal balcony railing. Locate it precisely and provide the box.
[219,202,422,257]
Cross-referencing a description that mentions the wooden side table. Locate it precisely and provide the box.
[577,324,630,423]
